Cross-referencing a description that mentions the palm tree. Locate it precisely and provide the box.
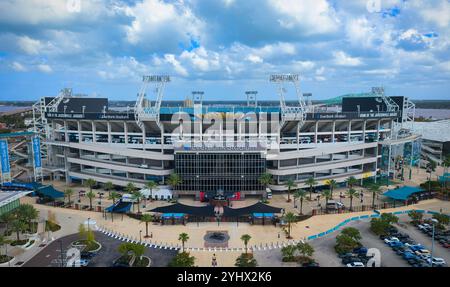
[259,173,273,199]
[426,158,437,197]
[16,204,39,233]
[240,234,251,254]
[346,188,359,211]
[293,190,307,215]
[145,180,158,201]
[368,184,382,209]
[108,191,121,222]
[322,189,332,208]
[132,190,144,214]
[125,182,137,211]
[284,179,296,203]
[64,188,74,207]
[305,177,318,200]
[178,232,189,252]
[84,178,96,194]
[104,181,114,197]
[86,191,96,210]
[345,176,358,189]
[0,212,14,235]
[140,214,154,238]
[10,219,26,241]
[283,212,296,239]
[326,179,338,199]
[167,173,182,191]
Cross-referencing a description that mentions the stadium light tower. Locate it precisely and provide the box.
[134,75,170,130]
[245,91,258,107]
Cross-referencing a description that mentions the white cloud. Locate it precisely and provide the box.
[37,64,52,73]
[333,51,362,66]
[164,54,188,76]
[269,0,339,34]
[10,61,27,72]
[17,36,43,55]
[420,0,450,28]
[246,54,263,64]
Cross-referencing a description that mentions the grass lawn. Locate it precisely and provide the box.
[45,221,61,232]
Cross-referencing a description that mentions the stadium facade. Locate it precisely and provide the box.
[31,75,421,200]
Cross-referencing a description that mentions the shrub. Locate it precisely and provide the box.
[235,253,258,267]
[168,252,196,267]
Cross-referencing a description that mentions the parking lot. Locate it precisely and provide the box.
[309,220,409,267]
[24,231,177,267]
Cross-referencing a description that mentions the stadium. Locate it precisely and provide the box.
[28,75,421,201]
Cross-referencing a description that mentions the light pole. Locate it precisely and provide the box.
[59,240,64,267]
[430,218,438,267]
[87,217,91,232]
[139,230,142,242]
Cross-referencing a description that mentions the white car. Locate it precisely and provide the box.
[384,237,400,244]
[427,257,446,266]
[418,223,431,230]
[72,259,89,267]
[347,262,365,267]
[414,249,430,256]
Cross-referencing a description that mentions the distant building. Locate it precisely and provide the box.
[407,120,450,165]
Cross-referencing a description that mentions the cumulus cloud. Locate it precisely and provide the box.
[333,51,362,66]
[37,64,52,73]
[10,61,27,72]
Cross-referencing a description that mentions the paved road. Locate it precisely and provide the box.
[88,232,177,267]
[24,231,177,267]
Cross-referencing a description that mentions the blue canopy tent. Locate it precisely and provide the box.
[105,200,132,213]
[36,185,65,199]
[383,186,425,201]
[439,173,450,184]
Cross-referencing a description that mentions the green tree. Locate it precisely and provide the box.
[0,212,14,235]
[178,232,189,252]
[426,158,437,197]
[283,212,296,239]
[64,188,74,206]
[10,219,26,241]
[368,184,382,209]
[296,242,314,258]
[167,173,182,190]
[84,178,96,194]
[86,191,96,210]
[325,179,338,198]
[346,188,359,211]
[132,190,144,214]
[322,189,332,208]
[370,218,391,236]
[335,227,362,254]
[0,235,11,256]
[240,234,251,254]
[168,252,196,267]
[345,176,358,189]
[259,173,273,200]
[281,245,297,262]
[408,210,423,225]
[140,214,154,238]
[108,191,121,222]
[432,213,449,228]
[235,253,258,267]
[16,204,39,233]
[104,181,114,197]
[305,177,318,200]
[145,180,158,201]
[293,189,307,215]
[284,179,296,203]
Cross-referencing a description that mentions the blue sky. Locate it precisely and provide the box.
[0,0,449,101]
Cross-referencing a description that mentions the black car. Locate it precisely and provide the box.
[342,257,360,265]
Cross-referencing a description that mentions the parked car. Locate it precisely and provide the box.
[353,247,368,255]
[73,259,89,267]
[418,223,431,230]
[347,262,365,267]
[342,257,360,265]
[427,257,446,267]
[384,237,400,244]
[388,241,404,248]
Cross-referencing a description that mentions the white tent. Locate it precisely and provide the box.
[139,186,173,200]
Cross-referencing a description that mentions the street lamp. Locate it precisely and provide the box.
[139,230,142,242]
[430,218,438,267]
[87,217,91,232]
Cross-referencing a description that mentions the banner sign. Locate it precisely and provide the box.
[0,139,11,183]
[32,136,42,168]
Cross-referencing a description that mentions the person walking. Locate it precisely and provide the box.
[212,254,217,267]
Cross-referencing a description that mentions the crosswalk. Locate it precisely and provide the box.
[95,225,304,253]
